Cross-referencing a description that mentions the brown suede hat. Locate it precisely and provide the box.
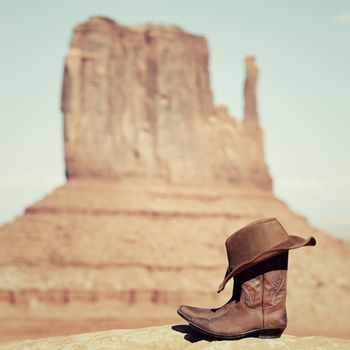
[217,217,316,293]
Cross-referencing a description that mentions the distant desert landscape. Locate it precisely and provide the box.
[0,16,349,342]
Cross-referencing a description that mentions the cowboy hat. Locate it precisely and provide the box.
[217,217,316,293]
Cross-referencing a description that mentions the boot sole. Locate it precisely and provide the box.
[177,309,285,340]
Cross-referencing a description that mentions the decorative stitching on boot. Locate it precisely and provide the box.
[268,271,286,305]
[242,276,262,308]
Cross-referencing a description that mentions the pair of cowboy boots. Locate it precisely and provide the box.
[177,218,316,340]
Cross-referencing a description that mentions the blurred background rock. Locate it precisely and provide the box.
[0,1,349,342]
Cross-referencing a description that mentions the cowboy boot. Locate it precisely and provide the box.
[178,252,288,339]
[177,218,315,339]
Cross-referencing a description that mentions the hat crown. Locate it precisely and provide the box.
[225,218,288,269]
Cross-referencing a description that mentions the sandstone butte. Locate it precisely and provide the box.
[0,16,349,343]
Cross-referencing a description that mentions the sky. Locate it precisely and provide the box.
[0,0,349,240]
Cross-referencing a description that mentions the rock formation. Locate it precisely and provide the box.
[244,56,259,123]
[1,325,349,350]
[62,16,271,188]
[0,16,349,342]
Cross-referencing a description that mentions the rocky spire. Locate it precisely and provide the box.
[243,56,259,124]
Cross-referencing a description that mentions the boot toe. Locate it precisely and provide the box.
[177,305,194,321]
[178,304,213,322]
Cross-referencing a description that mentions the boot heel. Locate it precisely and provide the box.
[258,328,284,339]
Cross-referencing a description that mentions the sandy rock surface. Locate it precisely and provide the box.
[1,325,349,350]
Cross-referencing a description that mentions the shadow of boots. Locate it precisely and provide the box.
[171,325,213,343]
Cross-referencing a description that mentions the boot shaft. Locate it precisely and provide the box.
[233,252,288,327]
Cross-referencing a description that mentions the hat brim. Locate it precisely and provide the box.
[217,235,316,293]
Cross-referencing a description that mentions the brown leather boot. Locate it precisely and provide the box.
[177,217,316,339]
[178,252,288,339]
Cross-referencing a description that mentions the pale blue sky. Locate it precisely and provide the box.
[0,1,349,240]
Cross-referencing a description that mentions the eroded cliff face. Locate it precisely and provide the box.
[62,16,271,188]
